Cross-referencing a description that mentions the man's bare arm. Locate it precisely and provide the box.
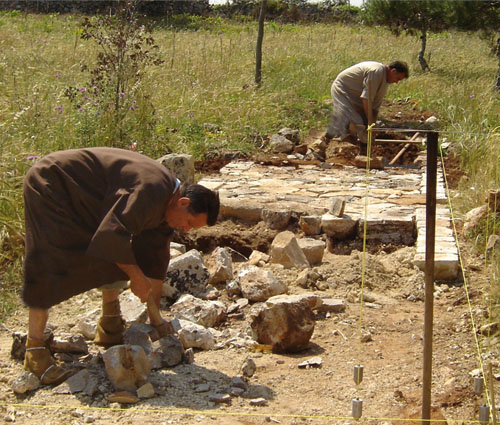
[362,98,375,126]
[116,263,152,302]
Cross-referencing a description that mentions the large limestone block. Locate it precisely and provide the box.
[170,294,226,328]
[413,253,459,280]
[299,215,322,235]
[250,297,316,353]
[270,231,310,269]
[354,155,384,170]
[207,247,233,284]
[157,153,195,184]
[359,216,416,245]
[267,293,323,310]
[297,238,325,265]
[261,209,291,230]
[103,345,151,392]
[119,292,148,324]
[220,198,262,223]
[269,134,294,153]
[238,266,287,302]
[163,249,209,300]
[158,335,185,367]
[177,320,216,350]
[321,214,358,240]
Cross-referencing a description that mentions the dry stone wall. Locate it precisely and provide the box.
[0,0,210,15]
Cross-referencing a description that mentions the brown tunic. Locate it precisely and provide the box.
[23,147,177,309]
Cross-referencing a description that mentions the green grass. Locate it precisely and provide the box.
[0,13,499,321]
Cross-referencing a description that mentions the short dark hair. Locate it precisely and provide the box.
[388,61,409,78]
[180,183,220,226]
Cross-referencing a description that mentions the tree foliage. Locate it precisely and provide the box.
[451,1,500,87]
[363,0,500,82]
[363,0,456,71]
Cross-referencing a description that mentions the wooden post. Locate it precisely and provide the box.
[255,0,267,86]
[389,132,421,165]
[421,131,438,424]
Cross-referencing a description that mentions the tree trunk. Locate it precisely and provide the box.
[418,30,431,72]
[495,34,500,88]
[255,0,267,86]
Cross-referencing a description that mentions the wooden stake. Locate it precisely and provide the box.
[389,132,421,165]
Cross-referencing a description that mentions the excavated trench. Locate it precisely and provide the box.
[180,137,425,258]
[176,217,414,259]
[176,129,460,283]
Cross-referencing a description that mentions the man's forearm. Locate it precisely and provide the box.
[362,98,375,125]
[116,263,151,302]
[117,263,143,280]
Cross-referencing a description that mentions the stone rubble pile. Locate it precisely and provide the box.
[10,236,346,405]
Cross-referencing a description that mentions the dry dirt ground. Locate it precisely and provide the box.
[0,101,498,425]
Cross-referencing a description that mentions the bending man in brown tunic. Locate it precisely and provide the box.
[22,147,220,384]
[325,61,409,155]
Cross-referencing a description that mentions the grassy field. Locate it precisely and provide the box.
[0,12,499,320]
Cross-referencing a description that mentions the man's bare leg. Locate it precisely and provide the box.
[349,122,368,156]
[94,288,125,347]
[25,307,70,384]
[102,289,120,304]
[148,278,174,338]
[28,308,48,341]
[150,278,162,309]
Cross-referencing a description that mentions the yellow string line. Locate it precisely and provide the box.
[369,127,495,136]
[0,401,486,423]
[357,124,374,378]
[438,144,490,408]
[482,127,499,411]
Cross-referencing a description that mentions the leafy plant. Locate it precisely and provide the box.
[65,0,163,149]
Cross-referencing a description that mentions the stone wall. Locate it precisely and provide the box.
[0,0,359,22]
[213,1,361,23]
[0,0,211,16]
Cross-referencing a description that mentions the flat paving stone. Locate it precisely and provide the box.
[199,158,459,280]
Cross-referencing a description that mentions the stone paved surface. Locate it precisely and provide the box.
[199,152,459,279]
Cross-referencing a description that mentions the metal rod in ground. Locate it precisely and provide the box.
[421,131,438,425]
[489,363,497,425]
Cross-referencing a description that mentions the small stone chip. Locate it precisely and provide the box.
[137,382,155,399]
[249,398,268,406]
[106,391,139,404]
[209,393,231,404]
[298,356,322,369]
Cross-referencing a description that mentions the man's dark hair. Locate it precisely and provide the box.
[180,183,220,226]
[388,61,409,78]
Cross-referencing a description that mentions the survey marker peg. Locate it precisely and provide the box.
[353,364,364,385]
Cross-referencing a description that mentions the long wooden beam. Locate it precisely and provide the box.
[373,138,424,144]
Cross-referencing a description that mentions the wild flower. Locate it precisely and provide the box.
[79,87,86,93]
[26,155,39,161]
[54,105,63,114]
[119,92,126,98]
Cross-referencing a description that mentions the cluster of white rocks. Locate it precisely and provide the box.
[11,231,346,404]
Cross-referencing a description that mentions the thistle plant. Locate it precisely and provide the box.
[65,0,163,149]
